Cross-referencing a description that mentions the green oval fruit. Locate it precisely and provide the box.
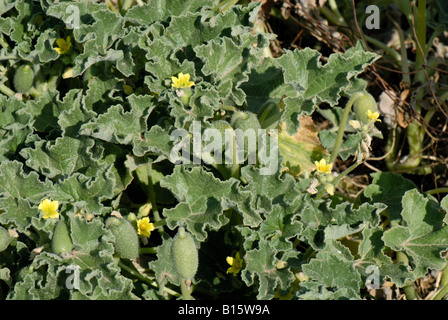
[13,65,34,94]
[231,111,260,131]
[0,226,11,252]
[177,87,193,105]
[353,92,378,125]
[106,217,139,260]
[52,220,73,255]
[172,227,198,280]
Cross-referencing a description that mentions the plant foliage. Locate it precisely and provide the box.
[0,0,447,300]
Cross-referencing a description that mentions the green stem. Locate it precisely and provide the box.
[414,0,427,84]
[385,126,400,170]
[392,109,435,173]
[433,284,448,300]
[396,251,419,300]
[180,279,194,300]
[333,160,362,185]
[389,17,411,86]
[319,5,345,27]
[302,246,316,262]
[330,92,363,164]
[153,218,166,228]
[433,259,448,300]
[118,261,180,297]
[139,247,157,255]
[260,110,282,131]
[362,34,403,63]
[440,259,448,288]
[105,0,119,13]
[147,163,163,234]
[217,0,239,12]
[0,83,14,96]
[28,87,40,98]
[433,270,448,299]
[0,55,19,61]
[426,188,448,195]
[328,0,347,26]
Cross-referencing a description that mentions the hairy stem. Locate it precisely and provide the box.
[147,163,163,234]
[414,0,427,84]
[0,84,14,96]
[330,92,364,164]
[118,261,180,297]
[180,279,194,300]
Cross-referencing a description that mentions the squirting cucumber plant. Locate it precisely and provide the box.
[0,0,447,301]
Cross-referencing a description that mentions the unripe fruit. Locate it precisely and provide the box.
[176,87,193,105]
[106,217,139,260]
[353,92,378,125]
[13,65,34,94]
[0,226,11,252]
[52,220,73,255]
[231,111,261,131]
[171,227,198,280]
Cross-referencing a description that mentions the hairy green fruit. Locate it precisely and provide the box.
[52,220,73,255]
[353,92,378,125]
[177,87,193,105]
[106,217,139,260]
[13,65,34,94]
[172,227,198,280]
[231,111,260,131]
[0,226,11,252]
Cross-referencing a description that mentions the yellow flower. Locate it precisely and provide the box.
[171,72,195,89]
[54,36,72,55]
[137,217,155,238]
[226,252,243,276]
[367,109,381,122]
[315,158,332,174]
[38,199,60,219]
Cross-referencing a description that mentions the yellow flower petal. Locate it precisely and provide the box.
[54,36,72,55]
[56,38,66,48]
[171,72,195,89]
[315,159,332,174]
[38,199,60,219]
[137,217,155,238]
[367,109,381,122]
[226,252,243,276]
